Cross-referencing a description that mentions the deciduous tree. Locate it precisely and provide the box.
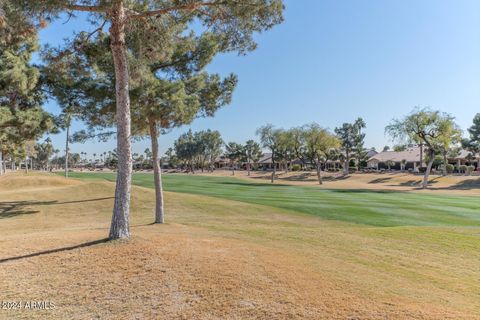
[303,123,340,185]
[242,140,263,176]
[256,124,281,183]
[334,118,366,175]
[386,108,461,188]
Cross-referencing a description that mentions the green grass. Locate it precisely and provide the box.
[62,172,480,227]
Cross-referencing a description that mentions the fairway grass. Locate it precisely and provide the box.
[1,172,479,319]
[64,172,480,227]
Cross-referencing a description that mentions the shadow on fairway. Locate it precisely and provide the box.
[0,201,48,218]
[217,181,291,188]
[327,188,404,194]
[433,178,480,191]
[0,238,110,264]
[53,197,114,205]
[0,197,114,219]
[368,177,392,184]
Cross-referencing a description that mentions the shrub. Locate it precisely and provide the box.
[291,164,301,171]
[459,165,467,173]
[446,164,454,174]
[467,165,475,175]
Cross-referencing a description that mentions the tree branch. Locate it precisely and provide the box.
[127,1,224,20]
[64,4,106,13]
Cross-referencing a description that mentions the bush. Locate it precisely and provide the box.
[467,165,475,175]
[446,164,454,174]
[459,165,467,173]
[291,164,301,171]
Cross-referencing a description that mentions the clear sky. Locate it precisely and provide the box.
[38,0,480,157]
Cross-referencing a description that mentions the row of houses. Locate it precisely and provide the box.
[213,146,479,172]
[366,147,479,171]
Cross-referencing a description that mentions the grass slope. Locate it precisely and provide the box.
[1,173,480,319]
[64,172,480,227]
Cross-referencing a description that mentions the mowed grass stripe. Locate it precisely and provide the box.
[62,172,480,227]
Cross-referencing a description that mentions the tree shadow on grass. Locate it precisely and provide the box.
[0,238,109,264]
[217,181,292,188]
[368,177,392,184]
[0,197,114,219]
[281,173,316,181]
[326,188,406,194]
[53,197,114,205]
[431,179,480,191]
[0,201,46,219]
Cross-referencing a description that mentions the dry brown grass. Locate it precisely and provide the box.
[0,172,479,319]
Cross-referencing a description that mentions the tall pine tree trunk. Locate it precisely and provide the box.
[149,118,164,224]
[64,122,70,178]
[109,2,132,240]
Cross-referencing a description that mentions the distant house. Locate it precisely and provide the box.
[450,149,479,168]
[257,153,281,170]
[366,149,378,159]
[367,146,479,171]
[367,147,423,171]
[214,155,230,169]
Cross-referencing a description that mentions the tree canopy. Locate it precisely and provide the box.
[0,2,55,174]
[19,0,284,239]
[386,108,461,188]
[334,118,366,174]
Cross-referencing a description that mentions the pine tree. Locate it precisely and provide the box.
[463,113,480,154]
[0,2,54,175]
[21,0,284,239]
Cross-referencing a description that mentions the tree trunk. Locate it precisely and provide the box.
[247,162,251,176]
[149,118,164,224]
[316,162,323,185]
[109,2,132,240]
[422,150,435,189]
[271,158,276,183]
[419,143,423,167]
[65,122,70,178]
[25,157,28,173]
[343,152,350,174]
[443,152,448,176]
[0,151,3,175]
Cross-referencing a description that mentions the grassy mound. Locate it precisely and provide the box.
[0,173,82,192]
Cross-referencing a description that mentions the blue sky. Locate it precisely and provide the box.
[38,0,480,157]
